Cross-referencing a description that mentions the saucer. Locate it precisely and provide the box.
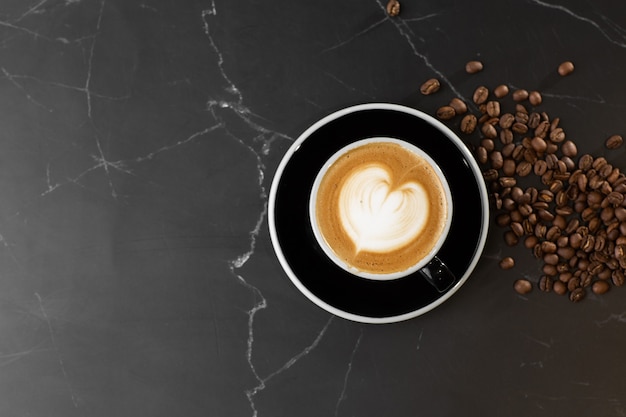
[268,103,489,323]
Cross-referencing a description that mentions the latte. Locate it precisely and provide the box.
[311,139,451,277]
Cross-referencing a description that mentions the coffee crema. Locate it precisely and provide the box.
[313,140,449,275]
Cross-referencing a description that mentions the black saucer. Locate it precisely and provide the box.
[269,103,489,323]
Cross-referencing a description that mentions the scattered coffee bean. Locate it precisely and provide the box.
[500,256,515,270]
[386,0,400,16]
[494,84,509,98]
[529,91,542,106]
[592,280,610,295]
[605,134,624,150]
[436,105,456,120]
[424,66,626,303]
[449,98,467,115]
[465,60,484,74]
[569,287,585,302]
[512,89,529,102]
[420,78,440,95]
[514,279,532,295]
[460,114,477,134]
[473,86,489,105]
[558,61,575,76]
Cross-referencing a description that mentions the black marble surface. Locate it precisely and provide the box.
[2,1,626,416]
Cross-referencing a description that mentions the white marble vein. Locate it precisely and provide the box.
[528,0,626,48]
[34,292,80,409]
[335,330,363,417]
[374,0,466,101]
[245,317,334,417]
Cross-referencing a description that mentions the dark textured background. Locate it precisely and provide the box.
[1,1,626,416]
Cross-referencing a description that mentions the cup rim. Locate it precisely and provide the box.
[308,137,454,280]
[268,102,490,323]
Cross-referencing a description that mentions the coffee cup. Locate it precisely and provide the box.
[269,103,489,323]
[309,137,455,291]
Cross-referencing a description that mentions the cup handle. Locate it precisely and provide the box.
[419,256,456,293]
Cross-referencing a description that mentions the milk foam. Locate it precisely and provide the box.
[339,163,429,253]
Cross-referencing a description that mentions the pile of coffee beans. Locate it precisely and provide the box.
[423,61,626,301]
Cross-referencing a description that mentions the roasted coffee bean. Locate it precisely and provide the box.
[480,138,495,152]
[537,209,554,223]
[465,60,483,74]
[553,214,567,230]
[499,113,515,129]
[494,84,509,98]
[546,226,561,242]
[534,223,547,239]
[557,246,576,260]
[565,219,580,234]
[449,98,467,115]
[514,279,532,294]
[512,122,529,135]
[481,123,497,139]
[500,257,515,270]
[519,203,533,217]
[581,235,596,253]
[544,253,559,266]
[512,89,529,102]
[557,235,569,248]
[496,213,512,227]
[504,231,519,246]
[527,112,541,129]
[569,233,583,249]
[534,160,548,176]
[502,159,516,176]
[598,268,613,280]
[616,207,626,222]
[541,241,557,254]
[437,106,456,120]
[486,101,500,117]
[483,169,498,182]
[499,177,516,188]
[515,111,530,125]
[524,235,539,249]
[605,134,624,150]
[569,287,585,303]
[592,280,610,295]
[476,146,488,164]
[561,156,576,171]
[549,127,565,143]
[558,61,575,76]
[420,78,440,95]
[555,190,569,207]
[567,277,581,292]
[460,114,478,134]
[539,276,553,292]
[579,154,594,171]
[530,137,547,153]
[559,271,573,283]
[555,206,574,216]
[516,161,532,177]
[535,121,550,138]
[553,280,567,295]
[543,264,558,276]
[386,0,401,16]
[473,86,489,104]
[561,140,577,157]
[529,91,542,106]
[593,157,608,171]
[500,129,514,145]
[510,222,524,237]
[606,191,625,207]
[502,197,516,211]
[581,207,596,222]
[601,206,615,224]
[512,145,525,161]
[613,270,625,286]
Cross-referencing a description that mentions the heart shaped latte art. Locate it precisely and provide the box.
[339,164,429,253]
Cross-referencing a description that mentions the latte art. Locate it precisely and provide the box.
[339,164,429,253]
[312,139,451,277]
